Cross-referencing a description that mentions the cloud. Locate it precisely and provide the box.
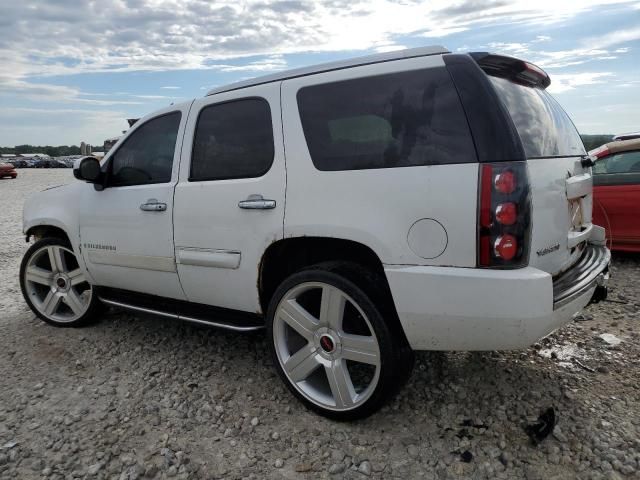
[0,76,144,106]
[547,72,614,93]
[160,86,181,90]
[583,27,640,49]
[1,0,637,81]
[0,107,129,145]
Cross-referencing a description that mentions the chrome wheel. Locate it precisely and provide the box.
[273,282,381,411]
[23,244,92,323]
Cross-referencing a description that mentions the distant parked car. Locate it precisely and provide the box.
[7,159,29,168]
[613,132,640,141]
[591,138,640,252]
[50,159,70,168]
[0,162,18,179]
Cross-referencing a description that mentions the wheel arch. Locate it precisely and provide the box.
[25,223,72,245]
[258,237,408,346]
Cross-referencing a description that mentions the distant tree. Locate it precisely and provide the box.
[581,134,614,152]
[0,145,83,156]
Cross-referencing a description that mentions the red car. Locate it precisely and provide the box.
[591,138,640,252]
[0,162,18,179]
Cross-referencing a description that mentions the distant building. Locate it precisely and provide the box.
[19,153,50,158]
[103,136,120,153]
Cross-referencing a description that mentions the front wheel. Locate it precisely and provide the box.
[266,262,413,420]
[20,237,102,327]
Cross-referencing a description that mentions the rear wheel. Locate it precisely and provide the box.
[20,237,102,327]
[266,262,413,420]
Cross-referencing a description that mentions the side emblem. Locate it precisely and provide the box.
[536,243,560,257]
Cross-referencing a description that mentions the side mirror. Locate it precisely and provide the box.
[73,156,102,183]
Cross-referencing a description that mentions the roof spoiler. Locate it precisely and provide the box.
[470,52,551,89]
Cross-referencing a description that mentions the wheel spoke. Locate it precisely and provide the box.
[41,291,62,316]
[64,290,86,316]
[68,269,86,286]
[340,333,380,366]
[47,246,67,273]
[319,286,345,330]
[279,299,317,341]
[325,359,356,408]
[25,266,54,286]
[284,346,320,383]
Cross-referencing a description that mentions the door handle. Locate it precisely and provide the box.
[140,199,167,212]
[238,194,276,210]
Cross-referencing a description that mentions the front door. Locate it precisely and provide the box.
[79,103,192,300]
[173,83,285,313]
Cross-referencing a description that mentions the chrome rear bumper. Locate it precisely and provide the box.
[553,244,610,310]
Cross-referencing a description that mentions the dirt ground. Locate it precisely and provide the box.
[0,170,638,480]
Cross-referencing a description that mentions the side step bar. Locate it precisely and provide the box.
[96,287,264,332]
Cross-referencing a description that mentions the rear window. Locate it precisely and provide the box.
[489,77,586,159]
[297,67,476,171]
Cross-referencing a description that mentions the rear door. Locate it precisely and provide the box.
[487,75,591,275]
[173,83,285,313]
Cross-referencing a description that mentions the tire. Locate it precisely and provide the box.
[20,237,102,327]
[266,261,414,420]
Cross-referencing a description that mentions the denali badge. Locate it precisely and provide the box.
[83,243,117,251]
[537,244,560,256]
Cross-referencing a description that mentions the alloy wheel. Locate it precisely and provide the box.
[23,244,92,323]
[273,281,381,411]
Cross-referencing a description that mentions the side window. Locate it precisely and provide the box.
[109,112,181,187]
[296,67,476,171]
[190,98,274,181]
[594,151,640,175]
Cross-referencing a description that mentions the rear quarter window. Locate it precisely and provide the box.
[297,67,476,171]
[489,77,586,159]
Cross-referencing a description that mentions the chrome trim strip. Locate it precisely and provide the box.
[176,248,241,269]
[88,251,176,272]
[98,297,264,332]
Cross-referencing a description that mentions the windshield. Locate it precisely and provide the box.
[490,77,586,159]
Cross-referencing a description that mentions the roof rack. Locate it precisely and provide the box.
[206,45,449,96]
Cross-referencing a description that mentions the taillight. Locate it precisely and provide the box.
[477,162,531,268]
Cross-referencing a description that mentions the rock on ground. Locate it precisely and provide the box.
[0,170,639,479]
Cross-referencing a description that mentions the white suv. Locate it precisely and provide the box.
[20,46,610,419]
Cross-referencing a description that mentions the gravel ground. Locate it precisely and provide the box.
[0,170,638,480]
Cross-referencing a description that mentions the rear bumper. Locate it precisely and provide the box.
[553,244,610,309]
[385,244,610,351]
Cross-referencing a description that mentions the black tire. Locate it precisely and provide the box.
[20,237,103,327]
[266,261,414,420]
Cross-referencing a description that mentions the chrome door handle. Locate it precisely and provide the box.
[238,194,276,210]
[140,199,167,212]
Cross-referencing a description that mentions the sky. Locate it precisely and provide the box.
[1,0,639,147]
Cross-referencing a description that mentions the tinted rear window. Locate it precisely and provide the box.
[489,77,585,158]
[190,98,274,181]
[297,67,476,171]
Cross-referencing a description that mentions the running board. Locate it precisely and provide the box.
[96,287,264,332]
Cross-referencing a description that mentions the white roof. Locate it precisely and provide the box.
[206,45,448,96]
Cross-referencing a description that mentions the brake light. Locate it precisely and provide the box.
[477,162,531,268]
[494,171,516,194]
[495,203,517,225]
[494,234,517,260]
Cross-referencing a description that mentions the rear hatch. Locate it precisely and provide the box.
[478,55,592,276]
